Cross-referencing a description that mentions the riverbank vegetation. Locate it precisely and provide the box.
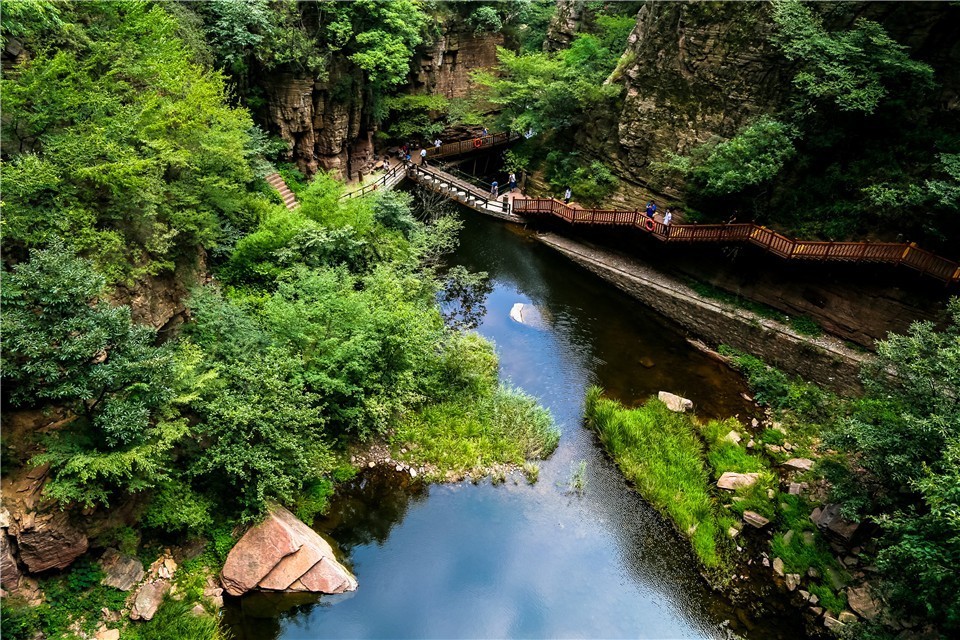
[1,2,557,637]
[584,388,736,571]
[723,298,960,636]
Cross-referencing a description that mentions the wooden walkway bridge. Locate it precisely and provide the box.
[405,164,520,222]
[512,198,960,283]
[268,131,959,284]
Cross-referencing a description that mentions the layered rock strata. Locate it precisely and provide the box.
[221,505,357,597]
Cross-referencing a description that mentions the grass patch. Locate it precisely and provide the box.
[567,460,588,495]
[718,347,835,423]
[522,461,540,484]
[584,386,729,569]
[684,281,823,338]
[699,418,765,475]
[121,598,228,640]
[394,385,559,479]
[685,279,788,323]
[789,315,823,337]
[0,557,128,639]
[809,582,848,616]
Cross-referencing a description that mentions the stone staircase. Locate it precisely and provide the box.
[265,173,299,210]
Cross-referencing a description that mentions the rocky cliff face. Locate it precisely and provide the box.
[263,24,501,180]
[583,2,791,204]
[412,28,503,99]
[583,2,960,206]
[543,0,584,52]
[264,60,369,179]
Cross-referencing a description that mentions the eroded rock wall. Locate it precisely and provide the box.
[263,24,502,180]
[582,2,960,206]
[264,62,368,179]
[413,29,503,99]
[584,2,790,204]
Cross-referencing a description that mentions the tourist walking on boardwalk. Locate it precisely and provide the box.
[645,201,657,218]
[663,208,673,226]
[420,148,427,165]
[491,180,499,198]
[564,187,572,204]
[382,158,389,172]
[482,127,489,137]
[508,172,517,192]
[434,138,442,150]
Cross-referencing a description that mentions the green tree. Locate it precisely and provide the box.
[824,299,960,631]
[2,243,189,507]
[663,117,797,199]
[771,0,934,114]
[2,1,266,282]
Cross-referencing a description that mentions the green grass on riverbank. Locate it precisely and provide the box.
[584,387,733,569]
[393,385,560,480]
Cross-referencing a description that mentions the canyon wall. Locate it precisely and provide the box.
[582,1,960,206]
[263,25,502,180]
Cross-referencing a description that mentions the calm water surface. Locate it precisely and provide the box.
[224,210,803,639]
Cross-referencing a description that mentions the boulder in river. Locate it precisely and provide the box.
[509,303,549,329]
[658,391,693,413]
[221,505,357,597]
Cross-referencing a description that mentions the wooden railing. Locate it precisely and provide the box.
[425,132,519,160]
[339,164,406,200]
[407,164,514,216]
[513,198,960,283]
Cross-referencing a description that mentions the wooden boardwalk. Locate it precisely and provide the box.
[405,164,523,223]
[339,164,407,200]
[425,132,519,161]
[273,130,959,284]
[512,198,960,283]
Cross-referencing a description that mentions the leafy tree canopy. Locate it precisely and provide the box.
[1,0,269,283]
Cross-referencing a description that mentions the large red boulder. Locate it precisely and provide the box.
[221,506,356,597]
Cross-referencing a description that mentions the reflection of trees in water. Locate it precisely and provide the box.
[317,470,431,553]
[438,265,493,330]
[410,184,456,221]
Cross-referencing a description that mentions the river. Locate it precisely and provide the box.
[224,207,804,639]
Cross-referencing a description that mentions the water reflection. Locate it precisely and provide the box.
[224,209,804,639]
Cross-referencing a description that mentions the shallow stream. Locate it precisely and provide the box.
[224,209,804,639]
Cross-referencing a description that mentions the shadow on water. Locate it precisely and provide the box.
[224,207,806,640]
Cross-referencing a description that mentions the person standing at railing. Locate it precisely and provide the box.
[663,209,673,227]
[491,180,499,198]
[645,201,657,219]
[482,127,489,137]
[382,158,390,172]
[564,187,571,204]
[508,172,517,193]
[434,138,442,151]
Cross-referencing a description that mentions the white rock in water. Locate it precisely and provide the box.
[658,391,693,413]
[509,303,547,328]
